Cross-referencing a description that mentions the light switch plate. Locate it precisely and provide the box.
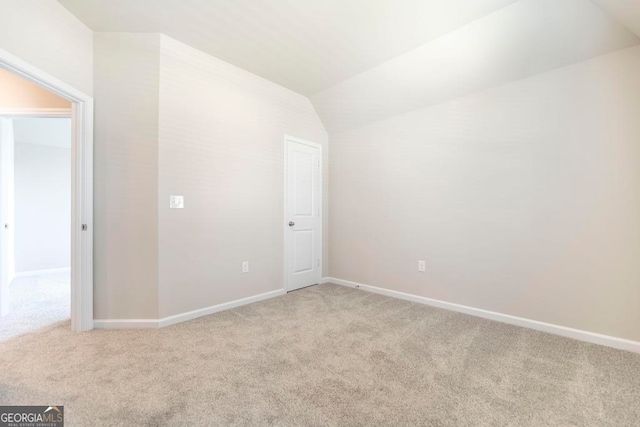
[170,195,184,209]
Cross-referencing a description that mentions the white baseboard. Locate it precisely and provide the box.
[158,289,286,328]
[325,277,640,354]
[14,267,71,278]
[93,319,159,329]
[94,288,286,330]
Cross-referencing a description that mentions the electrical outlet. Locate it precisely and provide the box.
[242,261,249,273]
[418,260,426,272]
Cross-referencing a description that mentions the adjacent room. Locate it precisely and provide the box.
[0,67,72,341]
[0,0,639,425]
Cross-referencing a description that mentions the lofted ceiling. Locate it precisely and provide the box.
[58,0,516,95]
[590,0,640,38]
[311,0,640,131]
[58,0,640,130]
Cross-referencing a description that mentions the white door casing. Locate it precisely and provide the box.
[284,135,322,291]
[0,50,94,331]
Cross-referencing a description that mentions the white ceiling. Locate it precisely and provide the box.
[311,0,640,131]
[590,0,640,39]
[13,118,72,149]
[58,0,516,95]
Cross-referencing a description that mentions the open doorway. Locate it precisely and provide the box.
[0,52,94,335]
[0,114,73,340]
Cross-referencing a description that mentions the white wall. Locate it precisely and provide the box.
[157,36,328,317]
[0,0,93,96]
[13,118,71,272]
[328,46,640,342]
[92,34,328,321]
[93,33,160,320]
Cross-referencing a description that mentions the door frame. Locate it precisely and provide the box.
[283,134,323,292]
[0,49,94,332]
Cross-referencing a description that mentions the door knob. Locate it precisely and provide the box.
[288,221,295,227]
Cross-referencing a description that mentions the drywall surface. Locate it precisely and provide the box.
[58,0,516,96]
[157,36,328,317]
[11,118,71,149]
[0,68,71,110]
[590,0,640,39]
[0,0,93,96]
[311,0,639,132]
[328,46,640,342]
[93,33,160,319]
[92,33,328,321]
[14,140,71,272]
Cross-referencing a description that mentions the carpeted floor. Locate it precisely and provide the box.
[0,272,70,342]
[0,283,638,426]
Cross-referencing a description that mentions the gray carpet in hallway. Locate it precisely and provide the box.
[0,283,638,426]
[0,272,70,342]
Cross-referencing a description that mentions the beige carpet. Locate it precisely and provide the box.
[0,283,638,426]
[0,271,70,341]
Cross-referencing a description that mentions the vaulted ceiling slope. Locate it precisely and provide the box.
[311,0,640,131]
[58,0,516,95]
[59,0,639,132]
[591,0,640,38]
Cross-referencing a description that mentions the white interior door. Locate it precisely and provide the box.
[0,118,16,316]
[285,136,321,291]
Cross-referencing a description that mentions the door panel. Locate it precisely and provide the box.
[286,137,321,291]
[293,151,313,216]
[293,229,313,273]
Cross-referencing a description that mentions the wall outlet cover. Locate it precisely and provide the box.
[418,260,426,272]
